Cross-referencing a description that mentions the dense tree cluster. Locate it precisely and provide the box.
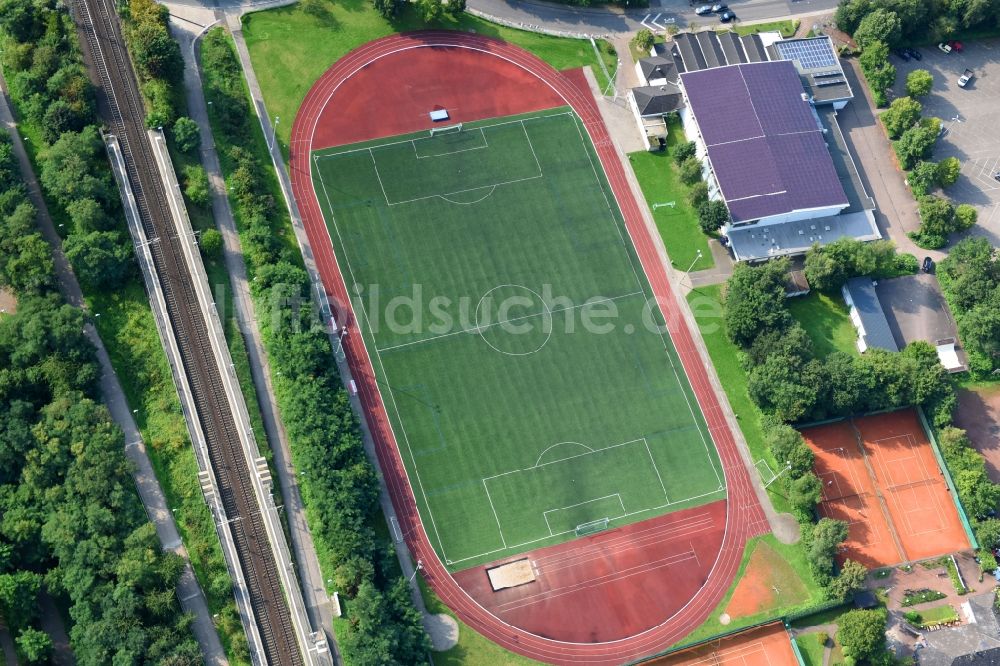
[938,238,1000,377]
[836,0,1000,48]
[120,0,183,129]
[0,0,135,290]
[836,608,889,662]
[723,257,955,426]
[857,41,895,107]
[0,295,201,663]
[0,133,54,296]
[912,195,977,249]
[803,238,916,292]
[201,29,430,664]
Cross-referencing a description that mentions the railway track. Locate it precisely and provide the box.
[72,1,304,663]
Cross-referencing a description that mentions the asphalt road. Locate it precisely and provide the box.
[467,0,840,36]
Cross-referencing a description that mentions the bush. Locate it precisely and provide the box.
[199,227,223,259]
[937,157,960,187]
[881,96,922,140]
[979,550,998,573]
[687,181,709,208]
[955,203,977,230]
[679,155,703,186]
[906,69,934,97]
[182,163,210,207]
[697,199,729,234]
[894,124,938,170]
[634,28,654,52]
[673,140,697,164]
[172,116,200,153]
[908,161,938,197]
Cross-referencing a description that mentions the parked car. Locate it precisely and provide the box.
[938,42,953,53]
[695,4,713,14]
[994,172,1000,182]
[711,3,728,11]
[948,40,964,51]
[922,256,935,273]
[719,10,736,22]
[894,49,911,61]
[905,48,922,60]
[959,68,975,87]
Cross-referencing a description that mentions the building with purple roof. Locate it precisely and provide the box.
[678,60,880,260]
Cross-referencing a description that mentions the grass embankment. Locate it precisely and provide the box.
[685,284,792,513]
[787,292,858,358]
[241,0,616,152]
[628,118,714,273]
[677,535,825,646]
[795,633,826,666]
[906,604,958,627]
[731,20,800,37]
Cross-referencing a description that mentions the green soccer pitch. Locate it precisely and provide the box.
[311,109,726,571]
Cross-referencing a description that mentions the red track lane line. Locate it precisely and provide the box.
[288,32,768,664]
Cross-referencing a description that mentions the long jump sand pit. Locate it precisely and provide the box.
[642,622,797,666]
[800,409,969,568]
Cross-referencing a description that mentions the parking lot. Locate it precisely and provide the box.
[891,39,1000,244]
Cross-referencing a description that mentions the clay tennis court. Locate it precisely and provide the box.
[800,409,969,568]
[290,32,769,664]
[643,622,797,666]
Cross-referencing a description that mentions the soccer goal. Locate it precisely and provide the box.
[575,517,610,537]
[429,123,463,137]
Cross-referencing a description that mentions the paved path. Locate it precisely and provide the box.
[0,65,226,666]
[221,10,439,630]
[166,12,342,662]
[792,623,837,666]
[837,61,946,262]
[467,0,838,37]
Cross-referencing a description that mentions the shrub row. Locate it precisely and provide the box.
[200,28,430,664]
[937,237,1000,377]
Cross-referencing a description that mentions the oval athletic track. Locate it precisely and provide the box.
[289,31,770,665]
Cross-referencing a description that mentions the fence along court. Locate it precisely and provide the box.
[800,410,969,569]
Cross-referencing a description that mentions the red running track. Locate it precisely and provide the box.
[289,32,769,664]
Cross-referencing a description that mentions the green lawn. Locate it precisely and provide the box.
[242,0,616,152]
[729,20,800,37]
[628,120,713,273]
[786,292,858,358]
[314,109,724,570]
[795,633,826,666]
[909,604,958,626]
[685,285,792,513]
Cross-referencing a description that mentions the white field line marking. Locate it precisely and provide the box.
[375,291,643,354]
[412,127,488,158]
[316,110,728,568]
[315,163,455,562]
[565,114,725,491]
[541,493,626,536]
[534,441,595,468]
[644,438,671,503]
[482,437,646,482]
[313,110,573,160]
[482,479,509,549]
[382,173,543,207]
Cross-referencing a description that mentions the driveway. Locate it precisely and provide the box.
[836,61,943,260]
[889,39,1000,247]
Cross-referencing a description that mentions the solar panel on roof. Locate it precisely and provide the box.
[815,79,845,87]
[775,39,838,70]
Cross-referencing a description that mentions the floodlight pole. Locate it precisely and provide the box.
[685,249,703,274]
[408,559,423,583]
[267,116,280,153]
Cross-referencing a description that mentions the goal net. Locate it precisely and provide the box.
[575,517,610,537]
[429,123,463,137]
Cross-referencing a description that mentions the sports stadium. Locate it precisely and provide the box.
[290,31,768,664]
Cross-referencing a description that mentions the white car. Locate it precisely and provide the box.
[938,42,953,53]
[958,68,974,87]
